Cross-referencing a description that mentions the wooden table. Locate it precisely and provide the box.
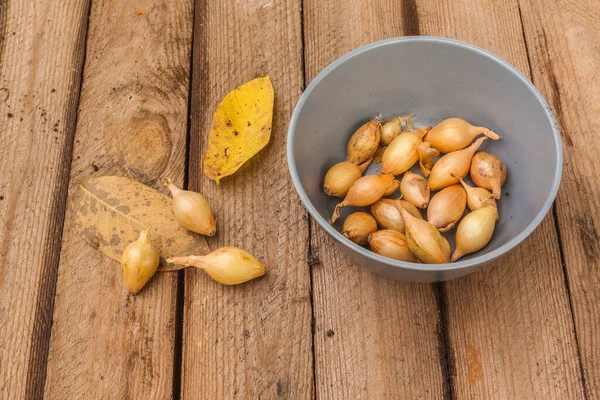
[1,0,598,398]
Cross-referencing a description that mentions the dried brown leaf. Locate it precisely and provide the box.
[73,176,210,271]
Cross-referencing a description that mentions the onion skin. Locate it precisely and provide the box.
[424,117,500,153]
[347,120,381,164]
[323,159,371,198]
[331,174,397,223]
[342,212,378,245]
[428,136,488,191]
[368,229,418,262]
[383,179,400,196]
[416,142,439,177]
[451,206,498,261]
[427,184,466,232]
[470,152,507,199]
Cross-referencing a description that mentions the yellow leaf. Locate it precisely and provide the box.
[204,76,274,183]
[73,176,210,271]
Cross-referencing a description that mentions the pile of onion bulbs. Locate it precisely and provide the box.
[323,115,507,264]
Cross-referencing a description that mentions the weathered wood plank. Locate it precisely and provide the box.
[416,0,586,398]
[303,1,448,398]
[518,0,600,397]
[43,1,194,397]
[182,0,312,398]
[0,0,89,398]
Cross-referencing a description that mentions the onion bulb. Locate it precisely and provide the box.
[470,152,507,199]
[397,203,451,264]
[323,159,371,197]
[457,178,498,217]
[427,184,466,232]
[164,178,216,236]
[452,206,498,261]
[331,174,398,223]
[342,212,378,245]
[167,247,265,285]
[428,136,487,191]
[380,114,416,146]
[424,117,500,153]
[368,230,418,262]
[347,120,381,164]
[121,228,160,294]
[370,198,422,233]
[381,126,432,176]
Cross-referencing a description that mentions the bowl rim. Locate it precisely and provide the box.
[287,36,563,272]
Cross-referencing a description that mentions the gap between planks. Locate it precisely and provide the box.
[172,0,201,398]
[516,3,587,397]
[29,1,93,397]
[299,0,320,398]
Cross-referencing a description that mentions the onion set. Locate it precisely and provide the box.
[323,159,371,197]
[424,117,500,153]
[470,151,507,199]
[323,112,509,265]
[342,212,378,245]
[167,247,265,285]
[347,120,381,164]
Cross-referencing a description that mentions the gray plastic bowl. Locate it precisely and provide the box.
[287,37,562,282]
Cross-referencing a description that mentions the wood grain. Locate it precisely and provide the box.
[43,1,194,397]
[182,0,313,398]
[0,0,89,398]
[416,0,586,398]
[303,1,448,398]
[518,0,600,397]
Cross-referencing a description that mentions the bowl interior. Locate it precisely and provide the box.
[289,37,561,268]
